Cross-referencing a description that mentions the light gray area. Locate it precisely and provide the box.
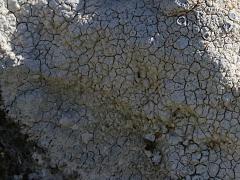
[1,0,240,179]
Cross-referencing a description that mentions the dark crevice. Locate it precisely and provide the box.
[0,88,37,179]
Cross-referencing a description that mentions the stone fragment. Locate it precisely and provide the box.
[143,134,156,142]
[151,152,162,165]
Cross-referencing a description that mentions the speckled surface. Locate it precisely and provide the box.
[1,0,240,179]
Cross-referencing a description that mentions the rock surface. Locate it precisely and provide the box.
[1,0,240,179]
[0,89,67,179]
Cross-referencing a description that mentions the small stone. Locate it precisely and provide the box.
[143,134,155,142]
[151,152,162,165]
[174,36,189,50]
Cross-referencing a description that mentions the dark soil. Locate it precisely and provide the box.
[0,89,40,180]
[0,93,67,180]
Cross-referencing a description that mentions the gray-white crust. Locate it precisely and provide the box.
[1,0,240,179]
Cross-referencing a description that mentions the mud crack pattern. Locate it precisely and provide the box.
[1,0,240,179]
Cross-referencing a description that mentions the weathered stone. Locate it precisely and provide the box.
[0,0,240,179]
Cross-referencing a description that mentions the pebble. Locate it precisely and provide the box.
[151,152,162,165]
[143,134,155,142]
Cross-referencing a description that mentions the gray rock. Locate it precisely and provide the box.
[0,0,240,179]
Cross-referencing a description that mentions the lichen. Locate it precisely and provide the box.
[1,0,240,179]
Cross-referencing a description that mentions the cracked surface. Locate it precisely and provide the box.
[1,0,240,179]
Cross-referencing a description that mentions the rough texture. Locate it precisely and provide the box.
[0,89,68,179]
[1,0,240,179]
